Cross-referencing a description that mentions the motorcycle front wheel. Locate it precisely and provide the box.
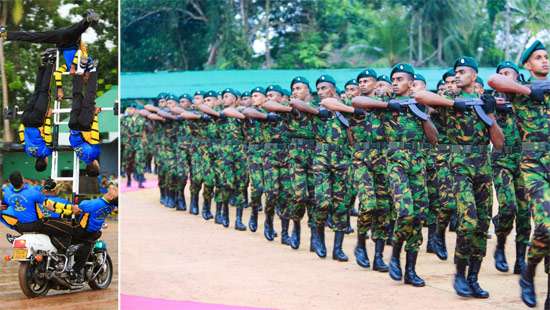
[18,261,51,298]
[88,253,113,290]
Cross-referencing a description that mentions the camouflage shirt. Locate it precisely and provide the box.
[446,91,490,145]
[311,99,350,145]
[511,78,549,143]
[384,95,426,143]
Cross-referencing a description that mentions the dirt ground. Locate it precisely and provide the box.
[0,218,118,310]
[121,174,547,310]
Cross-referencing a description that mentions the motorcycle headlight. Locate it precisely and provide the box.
[94,240,107,251]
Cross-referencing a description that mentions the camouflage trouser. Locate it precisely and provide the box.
[386,146,427,253]
[313,143,351,232]
[451,148,493,262]
[173,142,191,193]
[263,143,291,218]
[425,150,438,226]
[491,148,530,245]
[215,143,247,207]
[156,144,168,190]
[285,139,315,225]
[430,149,458,231]
[520,149,550,273]
[122,142,145,176]
[351,144,387,240]
[247,144,265,211]
[190,141,214,203]
[371,145,392,235]
[163,143,179,192]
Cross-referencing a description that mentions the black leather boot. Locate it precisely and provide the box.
[434,225,448,260]
[468,258,489,298]
[426,224,436,253]
[404,251,425,287]
[201,200,213,220]
[281,218,290,245]
[235,206,246,231]
[190,194,199,215]
[222,203,230,228]
[126,173,132,187]
[513,242,527,274]
[354,233,370,268]
[389,241,403,281]
[214,202,223,224]
[373,239,389,272]
[290,220,301,249]
[160,188,166,206]
[326,212,334,229]
[332,231,348,262]
[312,225,327,258]
[494,235,509,272]
[519,260,538,307]
[166,191,176,208]
[453,259,473,297]
[248,206,258,232]
[344,214,354,234]
[138,174,145,188]
[264,214,275,241]
[176,193,187,211]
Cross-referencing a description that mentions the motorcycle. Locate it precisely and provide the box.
[5,233,113,298]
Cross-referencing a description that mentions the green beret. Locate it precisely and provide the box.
[178,94,193,102]
[454,56,478,72]
[251,86,266,95]
[377,74,391,84]
[475,76,484,87]
[437,80,445,89]
[496,60,520,74]
[357,68,377,80]
[316,74,336,87]
[234,89,242,98]
[194,90,205,97]
[204,90,218,99]
[521,40,545,65]
[281,89,291,97]
[166,94,178,102]
[221,87,239,98]
[345,79,358,87]
[390,63,415,79]
[442,68,455,81]
[157,92,168,100]
[266,84,284,95]
[291,76,310,89]
[337,88,345,95]
[413,73,426,84]
[217,91,223,97]
[241,91,251,98]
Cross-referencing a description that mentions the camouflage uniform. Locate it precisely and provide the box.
[384,96,428,254]
[175,117,192,199]
[512,82,549,273]
[243,114,267,230]
[188,116,215,206]
[448,91,493,264]
[285,110,316,226]
[491,94,530,247]
[311,102,352,233]
[121,113,145,178]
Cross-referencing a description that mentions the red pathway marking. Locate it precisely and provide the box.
[120,294,274,310]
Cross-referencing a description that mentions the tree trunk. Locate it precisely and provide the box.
[437,26,443,65]
[504,1,511,59]
[240,0,248,36]
[417,15,423,64]
[409,13,414,63]
[206,37,221,66]
[1,2,12,142]
[263,0,272,68]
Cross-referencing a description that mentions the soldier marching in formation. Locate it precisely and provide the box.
[121,41,549,308]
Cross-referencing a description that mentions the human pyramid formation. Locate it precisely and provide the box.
[1,9,102,175]
[122,40,549,308]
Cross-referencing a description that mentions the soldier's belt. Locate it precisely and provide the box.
[424,144,452,152]
[315,143,346,152]
[493,144,522,154]
[289,138,315,148]
[449,144,489,153]
[521,142,550,152]
[387,142,423,150]
[264,142,287,150]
